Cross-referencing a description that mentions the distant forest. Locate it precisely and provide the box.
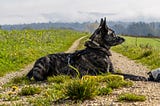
[1,21,160,36]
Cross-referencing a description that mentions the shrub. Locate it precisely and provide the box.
[118,93,146,102]
[19,86,41,96]
[64,79,97,101]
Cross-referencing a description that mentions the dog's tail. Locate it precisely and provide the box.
[114,72,148,81]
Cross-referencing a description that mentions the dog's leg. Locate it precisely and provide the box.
[26,69,33,80]
[110,64,114,73]
[109,61,115,73]
[115,73,148,81]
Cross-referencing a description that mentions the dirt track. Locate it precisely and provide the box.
[109,51,160,106]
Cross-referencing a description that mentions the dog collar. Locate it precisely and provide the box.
[88,39,100,47]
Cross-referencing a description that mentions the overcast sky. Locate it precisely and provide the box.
[1,0,160,25]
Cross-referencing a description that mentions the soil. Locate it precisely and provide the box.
[0,36,160,106]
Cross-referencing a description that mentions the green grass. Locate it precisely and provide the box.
[1,74,134,105]
[64,78,98,101]
[118,93,146,102]
[0,29,87,76]
[47,75,71,84]
[3,76,30,88]
[19,86,42,96]
[112,36,160,69]
[97,87,113,95]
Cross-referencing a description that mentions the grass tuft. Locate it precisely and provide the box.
[107,80,133,89]
[3,76,30,88]
[118,93,146,102]
[98,87,113,95]
[47,75,71,84]
[19,86,42,96]
[64,78,97,101]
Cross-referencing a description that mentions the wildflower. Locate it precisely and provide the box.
[7,91,15,95]
[12,86,19,92]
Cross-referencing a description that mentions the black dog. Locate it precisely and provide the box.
[26,18,125,81]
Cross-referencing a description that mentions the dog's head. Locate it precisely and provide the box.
[89,18,125,49]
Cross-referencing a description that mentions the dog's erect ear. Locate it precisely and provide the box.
[102,17,108,29]
[100,17,108,33]
[99,18,103,27]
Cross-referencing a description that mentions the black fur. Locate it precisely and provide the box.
[26,18,125,81]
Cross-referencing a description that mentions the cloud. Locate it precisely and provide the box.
[1,0,160,24]
[78,11,117,16]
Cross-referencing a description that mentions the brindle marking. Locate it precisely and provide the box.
[27,18,135,81]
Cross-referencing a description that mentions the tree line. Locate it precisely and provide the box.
[1,21,160,36]
[110,22,160,36]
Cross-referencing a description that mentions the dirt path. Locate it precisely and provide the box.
[109,51,160,106]
[0,36,87,87]
[83,51,160,106]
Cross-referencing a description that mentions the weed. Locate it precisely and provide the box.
[3,76,30,88]
[99,74,124,83]
[64,78,97,101]
[106,80,133,89]
[118,93,146,102]
[12,76,30,85]
[3,94,20,101]
[47,75,71,84]
[137,50,152,59]
[19,86,42,96]
[98,87,113,95]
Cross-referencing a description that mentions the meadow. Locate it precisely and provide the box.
[112,36,160,69]
[0,29,87,76]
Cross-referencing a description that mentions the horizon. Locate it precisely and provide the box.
[1,0,160,25]
[2,20,160,26]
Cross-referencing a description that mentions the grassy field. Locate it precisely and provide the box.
[112,36,160,69]
[0,29,87,76]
